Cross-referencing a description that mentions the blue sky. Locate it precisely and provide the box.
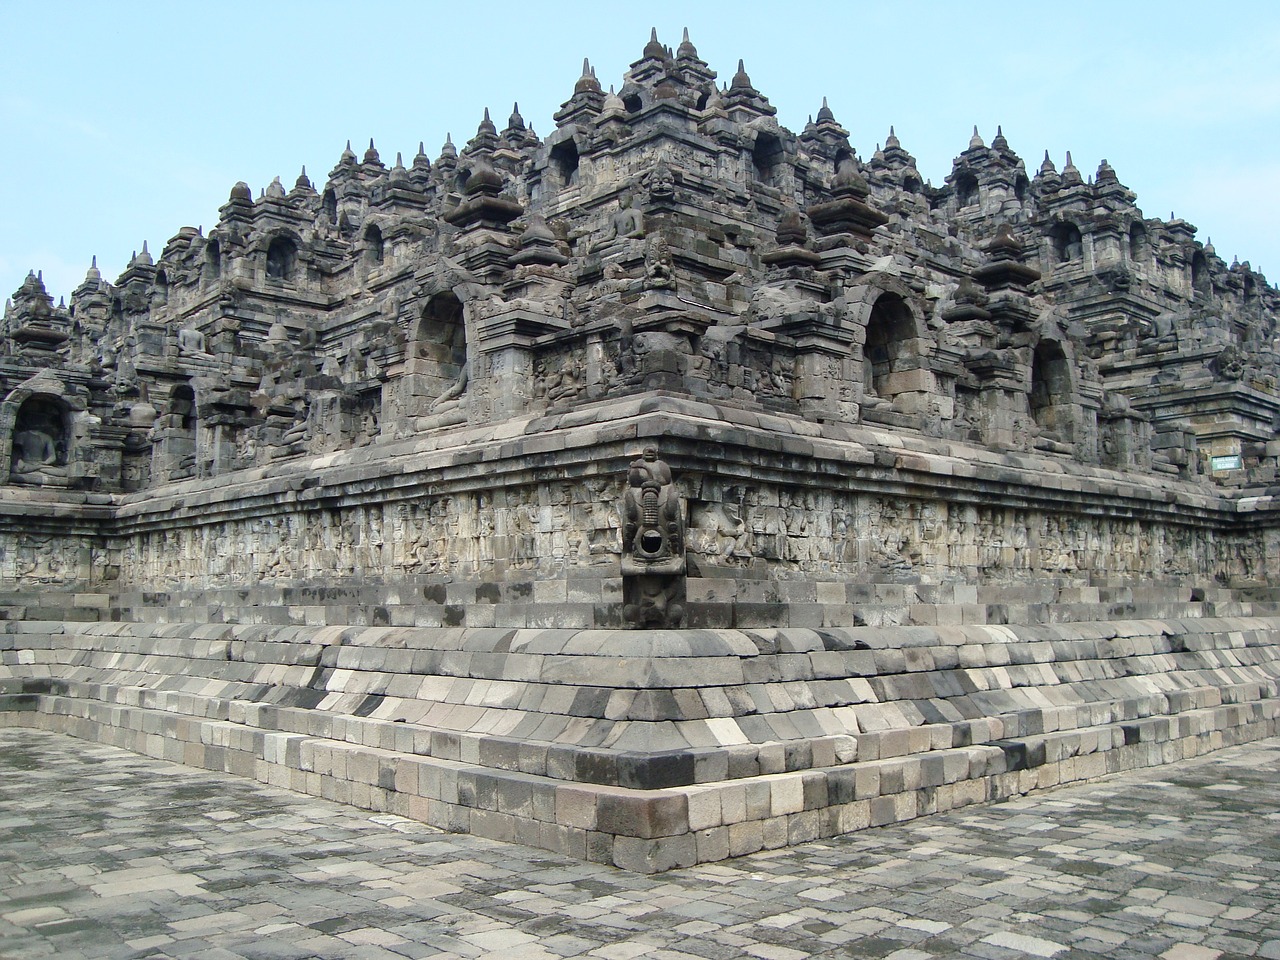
[3,1,1279,302]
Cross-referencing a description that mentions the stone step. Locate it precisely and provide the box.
[5,617,1278,761]
[101,576,1255,632]
[0,593,108,623]
[107,600,1261,632]
[3,614,1278,872]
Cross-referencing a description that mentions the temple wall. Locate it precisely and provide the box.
[5,400,1271,627]
[4,32,1280,872]
[0,489,114,594]
[104,482,1264,593]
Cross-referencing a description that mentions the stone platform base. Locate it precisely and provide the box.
[3,616,1279,872]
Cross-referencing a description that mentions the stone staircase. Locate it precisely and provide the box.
[3,604,1278,872]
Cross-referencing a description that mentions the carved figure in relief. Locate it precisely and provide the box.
[645,160,676,203]
[623,576,684,629]
[832,505,858,565]
[535,355,583,404]
[691,500,753,562]
[476,493,495,564]
[583,477,620,562]
[511,497,539,568]
[1011,512,1030,570]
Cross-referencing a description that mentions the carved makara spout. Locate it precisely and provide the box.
[620,447,686,627]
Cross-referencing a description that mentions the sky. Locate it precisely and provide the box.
[3,1,1279,303]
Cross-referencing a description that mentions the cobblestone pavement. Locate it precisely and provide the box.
[0,729,1277,960]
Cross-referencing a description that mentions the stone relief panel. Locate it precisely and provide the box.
[680,482,1249,586]
[0,532,92,586]
[76,474,1262,595]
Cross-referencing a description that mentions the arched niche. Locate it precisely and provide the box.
[550,140,580,186]
[8,395,70,483]
[1191,250,1211,298]
[204,239,221,280]
[751,131,783,184]
[364,224,385,265]
[1128,222,1148,263]
[171,384,196,430]
[954,170,979,208]
[1029,339,1074,437]
[163,384,198,480]
[153,269,169,306]
[862,292,919,401]
[266,235,298,281]
[1050,222,1083,263]
[410,292,468,404]
[1013,173,1029,203]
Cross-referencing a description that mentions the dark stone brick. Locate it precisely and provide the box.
[617,751,696,790]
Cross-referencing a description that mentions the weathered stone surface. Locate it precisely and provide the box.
[2,31,1280,871]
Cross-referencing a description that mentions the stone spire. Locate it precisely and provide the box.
[465,108,502,155]
[511,213,569,266]
[556,57,605,125]
[763,204,821,269]
[574,59,601,95]
[389,152,408,183]
[601,85,626,121]
[642,27,664,61]
[438,134,457,167]
[503,101,539,148]
[411,142,432,182]
[1061,150,1083,186]
[723,59,775,117]
[676,27,698,60]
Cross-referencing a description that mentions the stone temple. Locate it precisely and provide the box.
[2,32,1279,872]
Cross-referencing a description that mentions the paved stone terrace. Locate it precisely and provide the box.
[1,729,1277,960]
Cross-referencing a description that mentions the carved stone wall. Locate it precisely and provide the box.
[3,33,1280,620]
